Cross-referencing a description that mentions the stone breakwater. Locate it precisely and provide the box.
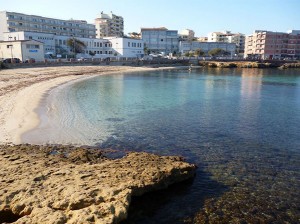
[0,145,196,224]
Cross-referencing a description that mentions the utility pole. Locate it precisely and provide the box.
[73,36,76,59]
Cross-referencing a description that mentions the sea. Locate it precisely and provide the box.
[23,67,300,223]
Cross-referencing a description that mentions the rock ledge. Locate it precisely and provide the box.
[0,145,196,224]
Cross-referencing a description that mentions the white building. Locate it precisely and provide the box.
[179,41,236,56]
[95,12,124,38]
[104,37,143,58]
[179,29,195,41]
[141,27,179,54]
[3,31,112,57]
[0,39,44,62]
[0,11,96,41]
[207,31,245,54]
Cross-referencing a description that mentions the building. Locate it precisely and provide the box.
[0,11,96,40]
[208,31,245,55]
[3,31,112,57]
[141,27,179,54]
[0,39,44,61]
[197,37,208,42]
[179,41,236,57]
[244,30,300,60]
[104,37,143,58]
[95,12,124,38]
[179,29,195,41]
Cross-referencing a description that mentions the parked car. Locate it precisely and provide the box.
[24,58,36,63]
[1,58,21,63]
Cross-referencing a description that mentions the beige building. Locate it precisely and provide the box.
[95,12,124,38]
[179,29,195,41]
[0,40,44,62]
[197,37,208,42]
[0,11,96,40]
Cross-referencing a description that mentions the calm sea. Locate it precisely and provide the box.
[24,68,300,223]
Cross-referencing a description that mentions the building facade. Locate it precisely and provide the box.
[179,41,236,57]
[3,31,112,57]
[179,29,195,41]
[95,12,124,38]
[104,37,143,58]
[0,39,44,61]
[208,31,245,55]
[244,30,300,60]
[0,11,96,41]
[141,27,179,54]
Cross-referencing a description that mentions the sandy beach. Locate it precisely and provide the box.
[0,65,182,145]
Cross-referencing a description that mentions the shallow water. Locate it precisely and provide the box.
[24,68,300,223]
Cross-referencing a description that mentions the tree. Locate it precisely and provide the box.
[194,48,205,57]
[184,52,190,57]
[208,48,225,57]
[66,38,86,56]
[144,44,150,55]
[89,51,96,57]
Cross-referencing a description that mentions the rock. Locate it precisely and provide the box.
[0,145,196,223]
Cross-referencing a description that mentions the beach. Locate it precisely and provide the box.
[0,65,179,145]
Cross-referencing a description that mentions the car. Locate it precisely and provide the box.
[1,58,21,63]
[24,58,36,63]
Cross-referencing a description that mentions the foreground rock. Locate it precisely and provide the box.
[0,145,196,224]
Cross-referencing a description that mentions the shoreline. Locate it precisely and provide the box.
[0,65,190,145]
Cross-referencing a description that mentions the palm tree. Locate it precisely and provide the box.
[66,38,86,57]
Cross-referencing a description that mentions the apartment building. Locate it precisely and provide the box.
[179,29,195,41]
[104,37,143,58]
[244,30,300,60]
[179,41,236,56]
[141,27,179,54]
[95,12,124,38]
[0,11,96,40]
[208,31,245,54]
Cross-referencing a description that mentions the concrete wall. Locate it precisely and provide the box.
[0,11,8,40]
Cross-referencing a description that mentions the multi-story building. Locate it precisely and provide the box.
[104,37,143,58]
[0,11,96,40]
[208,31,245,55]
[179,41,236,57]
[244,30,300,60]
[3,31,112,57]
[179,29,195,41]
[95,12,124,38]
[141,27,179,54]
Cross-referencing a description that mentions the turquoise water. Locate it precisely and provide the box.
[25,68,300,223]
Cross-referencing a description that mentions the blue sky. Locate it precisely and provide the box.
[1,0,299,36]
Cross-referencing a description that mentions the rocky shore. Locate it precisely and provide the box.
[0,144,196,224]
[198,61,300,69]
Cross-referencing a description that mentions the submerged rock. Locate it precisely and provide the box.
[0,145,196,224]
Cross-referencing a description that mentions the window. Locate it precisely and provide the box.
[128,42,130,47]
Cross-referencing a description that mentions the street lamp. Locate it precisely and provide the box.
[8,36,13,63]
[7,44,13,63]
[73,36,76,59]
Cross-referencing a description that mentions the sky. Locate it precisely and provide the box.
[1,0,299,36]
